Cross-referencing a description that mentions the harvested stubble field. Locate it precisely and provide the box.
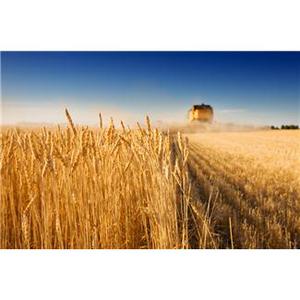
[1,111,299,249]
[187,130,300,248]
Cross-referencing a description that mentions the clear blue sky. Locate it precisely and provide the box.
[1,52,299,126]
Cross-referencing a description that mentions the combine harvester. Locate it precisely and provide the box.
[170,103,257,133]
[186,103,214,132]
[188,104,214,123]
[187,103,260,132]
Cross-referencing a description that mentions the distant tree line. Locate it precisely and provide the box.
[271,125,299,130]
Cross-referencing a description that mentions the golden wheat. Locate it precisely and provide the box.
[0,110,213,249]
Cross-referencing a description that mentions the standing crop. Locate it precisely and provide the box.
[0,110,214,249]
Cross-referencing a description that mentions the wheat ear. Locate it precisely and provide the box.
[65,108,77,136]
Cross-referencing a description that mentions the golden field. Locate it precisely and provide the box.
[187,130,300,248]
[0,111,213,249]
[1,111,299,249]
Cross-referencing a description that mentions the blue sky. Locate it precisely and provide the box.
[1,52,299,125]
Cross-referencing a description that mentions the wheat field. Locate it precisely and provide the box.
[0,110,213,249]
[1,110,299,249]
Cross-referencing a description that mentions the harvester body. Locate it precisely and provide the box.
[188,104,214,123]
